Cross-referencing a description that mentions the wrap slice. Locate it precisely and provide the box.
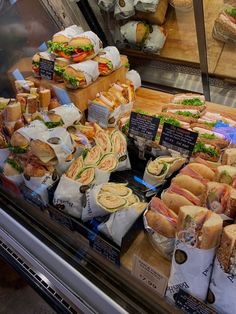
[83,145,103,166]
[97,192,128,212]
[97,153,118,172]
[100,182,132,197]
[95,130,112,153]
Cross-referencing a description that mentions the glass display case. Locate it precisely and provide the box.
[0,1,236,314]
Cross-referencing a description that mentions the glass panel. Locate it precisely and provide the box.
[0,0,59,97]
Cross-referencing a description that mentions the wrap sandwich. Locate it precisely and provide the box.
[83,145,103,166]
[143,25,167,54]
[95,130,112,153]
[63,60,99,89]
[114,0,135,20]
[97,153,118,172]
[120,21,150,47]
[134,0,159,12]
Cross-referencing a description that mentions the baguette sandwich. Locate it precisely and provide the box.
[177,205,223,249]
[193,141,221,162]
[222,148,236,166]
[54,58,72,82]
[215,165,236,187]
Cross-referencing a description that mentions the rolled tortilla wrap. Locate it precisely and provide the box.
[97,153,118,172]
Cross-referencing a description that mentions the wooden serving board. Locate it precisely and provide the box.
[29,65,127,112]
[134,87,236,119]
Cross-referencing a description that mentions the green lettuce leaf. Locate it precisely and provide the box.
[63,72,79,88]
[6,158,23,173]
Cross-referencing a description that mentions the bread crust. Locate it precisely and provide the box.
[217,225,236,272]
[53,34,69,43]
[146,210,176,238]
[68,37,92,48]
[172,174,206,196]
[188,163,215,180]
[30,140,56,163]
[10,132,28,147]
[162,191,194,214]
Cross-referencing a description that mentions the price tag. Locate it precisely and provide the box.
[132,255,168,296]
[0,173,21,196]
[175,289,216,314]
[39,58,54,80]
[129,112,160,141]
[160,123,198,156]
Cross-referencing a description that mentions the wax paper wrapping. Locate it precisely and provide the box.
[126,70,141,90]
[88,101,121,128]
[114,0,135,20]
[52,103,82,127]
[166,240,216,302]
[143,25,166,53]
[69,60,99,87]
[120,21,140,45]
[54,25,84,39]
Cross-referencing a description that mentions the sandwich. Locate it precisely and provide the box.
[143,157,170,186]
[9,131,29,154]
[83,145,103,166]
[172,173,207,197]
[3,156,23,177]
[93,46,121,75]
[109,81,135,104]
[54,58,72,82]
[0,133,8,149]
[63,61,99,89]
[92,91,120,111]
[146,197,177,238]
[110,129,127,156]
[48,25,84,57]
[215,165,236,187]
[171,93,205,109]
[24,163,51,178]
[30,139,57,165]
[158,110,196,125]
[162,107,202,122]
[65,156,84,179]
[161,183,201,214]
[191,124,229,149]
[95,130,112,153]
[213,6,236,43]
[75,124,96,140]
[156,112,190,129]
[185,162,215,180]
[120,21,150,47]
[199,111,236,127]
[192,156,221,171]
[62,31,101,62]
[206,182,236,218]
[143,25,167,54]
[43,112,64,129]
[177,205,223,249]
[32,52,54,77]
[217,224,236,275]
[193,141,221,162]
[97,153,118,172]
[222,148,236,166]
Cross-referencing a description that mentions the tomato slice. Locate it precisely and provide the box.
[72,52,88,62]
[58,51,71,59]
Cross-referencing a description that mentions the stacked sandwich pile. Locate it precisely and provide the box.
[32,25,125,89]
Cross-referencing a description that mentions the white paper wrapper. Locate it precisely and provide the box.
[54,25,84,39]
[51,103,82,127]
[126,70,141,90]
[134,0,159,12]
[79,31,102,55]
[23,173,57,204]
[208,257,236,313]
[56,158,74,177]
[114,0,135,20]
[95,168,110,185]
[69,61,99,86]
[98,203,144,246]
[88,101,121,128]
[0,148,10,168]
[16,120,48,141]
[143,25,166,53]
[6,174,23,186]
[120,21,139,44]
[53,175,83,219]
[99,46,121,70]
[98,0,116,11]
[34,127,74,164]
[143,209,175,260]
[116,153,131,171]
[143,165,166,187]
[166,240,216,302]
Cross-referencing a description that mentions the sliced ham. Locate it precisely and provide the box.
[150,197,177,224]
[168,183,201,205]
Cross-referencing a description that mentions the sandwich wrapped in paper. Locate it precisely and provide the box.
[23,163,58,204]
[143,156,186,187]
[48,25,84,57]
[109,81,135,112]
[99,201,146,246]
[143,25,167,53]
[120,21,150,48]
[215,165,236,187]
[48,103,82,128]
[161,183,202,214]
[30,127,74,166]
[32,52,54,77]
[126,70,141,90]
[0,133,9,168]
[95,129,112,153]
[135,0,168,25]
[114,0,135,20]
[213,5,236,44]
[94,46,121,75]
[110,129,131,171]
[134,0,159,13]
[54,58,72,82]
[63,31,102,62]
[206,182,236,219]
[3,156,23,185]
[166,205,223,302]
[98,0,116,11]
[82,182,132,221]
[144,197,177,260]
[97,152,118,172]
[63,60,99,89]
[208,225,236,313]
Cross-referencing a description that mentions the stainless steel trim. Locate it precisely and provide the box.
[193,0,211,101]
[0,208,128,314]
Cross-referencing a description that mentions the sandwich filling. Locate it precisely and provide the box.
[97,192,127,211]
[97,153,117,172]
[63,72,86,88]
[83,146,102,166]
[76,167,95,185]
[101,183,132,197]
[5,158,23,174]
[193,142,220,159]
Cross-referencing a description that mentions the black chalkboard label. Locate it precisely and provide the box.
[160,123,198,156]
[129,112,160,141]
[39,58,54,80]
[175,289,216,314]
[90,236,120,265]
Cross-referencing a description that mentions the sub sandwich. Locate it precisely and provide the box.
[222,148,236,166]
[213,6,236,43]
[93,46,121,75]
[193,141,221,162]
[120,21,150,47]
[215,165,236,187]
[54,58,72,82]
